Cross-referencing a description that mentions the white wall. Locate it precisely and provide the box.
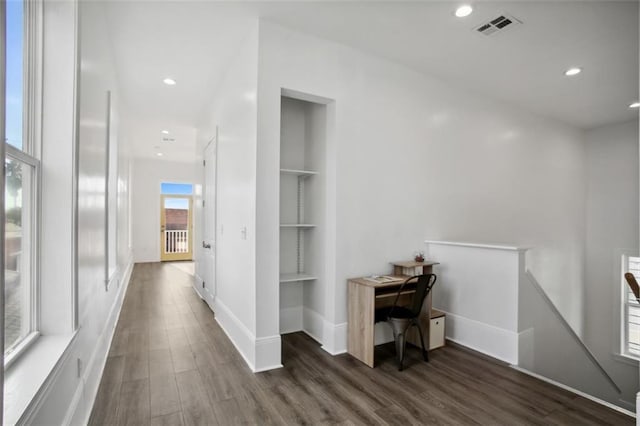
[584,119,640,409]
[197,25,262,368]
[131,157,200,263]
[255,22,587,362]
[12,2,134,424]
[427,242,524,364]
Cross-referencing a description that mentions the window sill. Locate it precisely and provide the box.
[4,331,40,369]
[4,331,78,425]
[612,352,640,367]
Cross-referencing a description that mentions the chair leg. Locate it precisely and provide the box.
[414,322,429,362]
[395,332,406,371]
[390,318,410,371]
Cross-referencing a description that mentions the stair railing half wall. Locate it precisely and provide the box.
[524,270,621,394]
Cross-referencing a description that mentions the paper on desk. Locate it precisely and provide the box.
[363,275,396,283]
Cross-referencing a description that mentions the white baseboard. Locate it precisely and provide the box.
[444,311,518,364]
[215,299,286,373]
[254,335,283,372]
[512,365,636,418]
[517,327,535,368]
[64,378,85,426]
[214,298,257,370]
[321,320,347,355]
[73,257,134,426]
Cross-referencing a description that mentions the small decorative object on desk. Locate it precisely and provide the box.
[414,251,425,263]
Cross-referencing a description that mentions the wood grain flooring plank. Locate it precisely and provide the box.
[176,369,218,426]
[150,374,181,417]
[122,350,150,381]
[310,376,391,425]
[234,382,287,425]
[89,380,121,426]
[109,329,130,357]
[167,328,190,348]
[117,379,150,426]
[374,403,424,426]
[149,348,174,378]
[199,363,247,403]
[151,411,184,426]
[149,328,170,351]
[183,324,207,345]
[263,384,319,425]
[101,355,126,384]
[432,345,569,414]
[543,405,606,426]
[209,397,247,425]
[171,344,197,373]
[128,329,150,353]
[564,396,633,425]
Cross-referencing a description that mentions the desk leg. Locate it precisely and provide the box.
[348,281,375,368]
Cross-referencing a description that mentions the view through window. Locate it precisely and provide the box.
[4,0,38,360]
[160,183,193,261]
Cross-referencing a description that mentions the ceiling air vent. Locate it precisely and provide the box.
[475,14,522,36]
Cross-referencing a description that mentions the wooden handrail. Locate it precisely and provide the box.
[624,273,640,302]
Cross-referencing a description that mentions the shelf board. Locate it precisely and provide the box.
[280,273,317,283]
[280,224,316,228]
[280,168,317,178]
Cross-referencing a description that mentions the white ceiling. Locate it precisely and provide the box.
[105,1,639,160]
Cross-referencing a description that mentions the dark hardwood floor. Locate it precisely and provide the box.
[89,263,633,425]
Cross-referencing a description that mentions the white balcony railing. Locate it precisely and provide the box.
[164,230,189,254]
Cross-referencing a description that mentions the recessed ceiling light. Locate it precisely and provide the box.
[156,152,163,157]
[564,67,582,76]
[163,78,176,86]
[629,101,640,109]
[161,130,169,134]
[455,5,473,18]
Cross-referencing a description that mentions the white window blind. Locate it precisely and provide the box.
[624,256,640,356]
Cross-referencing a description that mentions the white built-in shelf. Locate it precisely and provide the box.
[279,273,317,283]
[280,168,317,178]
[280,224,316,228]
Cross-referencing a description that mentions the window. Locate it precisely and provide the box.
[3,0,39,364]
[622,255,640,358]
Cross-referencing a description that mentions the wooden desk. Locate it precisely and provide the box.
[347,262,438,368]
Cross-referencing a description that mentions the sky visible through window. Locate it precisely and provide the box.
[162,183,192,209]
[5,0,23,150]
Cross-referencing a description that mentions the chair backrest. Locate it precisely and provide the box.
[391,274,437,317]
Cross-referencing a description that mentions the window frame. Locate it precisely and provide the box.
[4,117,41,368]
[620,254,640,362]
[3,0,42,368]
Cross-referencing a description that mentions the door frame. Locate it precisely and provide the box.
[160,194,193,262]
[201,132,218,304]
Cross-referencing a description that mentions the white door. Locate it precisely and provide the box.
[201,135,217,306]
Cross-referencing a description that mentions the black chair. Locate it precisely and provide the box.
[374,274,437,371]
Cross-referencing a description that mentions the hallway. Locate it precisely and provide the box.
[89,263,631,425]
